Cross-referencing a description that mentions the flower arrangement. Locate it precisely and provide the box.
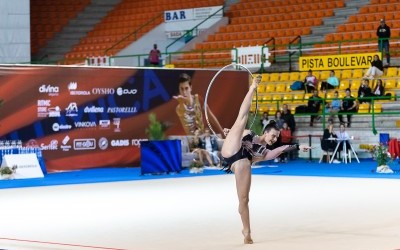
[189,159,204,174]
[145,113,170,140]
[0,165,17,179]
[361,143,394,174]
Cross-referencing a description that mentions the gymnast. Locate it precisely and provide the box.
[221,75,311,244]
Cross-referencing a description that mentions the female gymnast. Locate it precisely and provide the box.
[221,75,311,244]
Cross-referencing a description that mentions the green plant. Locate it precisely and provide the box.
[146,113,165,140]
[189,160,204,169]
[0,165,17,175]
[370,144,392,166]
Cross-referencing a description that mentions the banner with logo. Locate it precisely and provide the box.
[0,66,248,172]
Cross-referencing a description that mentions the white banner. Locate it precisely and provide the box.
[232,46,272,69]
[1,153,44,180]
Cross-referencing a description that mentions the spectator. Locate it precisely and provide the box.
[304,69,318,93]
[308,89,322,127]
[148,44,161,66]
[372,79,385,98]
[325,90,341,123]
[357,79,372,103]
[337,123,352,158]
[364,55,384,79]
[376,18,391,66]
[274,110,285,129]
[200,129,220,166]
[190,129,215,167]
[321,122,340,163]
[260,111,270,132]
[280,121,292,163]
[338,88,358,128]
[281,104,296,132]
[320,70,339,91]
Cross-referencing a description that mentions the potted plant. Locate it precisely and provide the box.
[0,165,17,180]
[189,159,204,174]
[145,113,165,140]
[370,144,393,173]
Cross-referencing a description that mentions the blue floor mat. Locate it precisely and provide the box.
[0,159,399,189]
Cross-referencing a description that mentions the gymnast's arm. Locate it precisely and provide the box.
[205,105,225,138]
[255,144,311,162]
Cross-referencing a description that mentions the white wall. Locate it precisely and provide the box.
[0,0,30,63]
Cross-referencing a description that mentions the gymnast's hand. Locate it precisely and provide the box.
[173,95,189,104]
[250,75,262,91]
[299,145,313,152]
[223,128,230,137]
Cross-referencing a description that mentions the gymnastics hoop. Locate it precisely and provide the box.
[204,63,258,138]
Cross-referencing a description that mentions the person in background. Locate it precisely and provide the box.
[274,110,285,129]
[376,18,391,66]
[325,91,341,123]
[200,129,220,167]
[260,111,270,132]
[321,122,340,163]
[372,79,385,98]
[279,121,292,163]
[304,69,318,93]
[148,44,161,66]
[320,70,339,91]
[281,104,296,133]
[338,88,358,128]
[190,129,215,167]
[337,122,352,158]
[364,55,384,79]
[307,89,322,127]
[357,79,372,104]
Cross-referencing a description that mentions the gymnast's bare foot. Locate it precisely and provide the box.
[242,230,253,244]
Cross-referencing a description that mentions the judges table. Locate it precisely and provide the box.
[0,143,46,179]
[329,138,360,164]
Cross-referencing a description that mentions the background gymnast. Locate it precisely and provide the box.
[221,75,311,244]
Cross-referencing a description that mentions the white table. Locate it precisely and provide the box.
[329,138,360,164]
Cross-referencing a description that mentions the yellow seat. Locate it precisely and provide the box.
[293,93,305,103]
[268,105,278,114]
[280,72,290,81]
[381,91,395,102]
[371,103,382,113]
[352,69,364,78]
[339,80,350,90]
[282,94,293,102]
[341,69,352,79]
[261,73,270,82]
[326,92,335,100]
[269,73,280,82]
[386,67,397,77]
[350,79,361,91]
[275,83,286,92]
[358,103,370,113]
[272,94,282,102]
[338,92,346,98]
[319,70,330,80]
[257,84,266,93]
[299,71,308,81]
[262,95,272,103]
[289,72,300,81]
[384,79,397,89]
[265,84,276,92]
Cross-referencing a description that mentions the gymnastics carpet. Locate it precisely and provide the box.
[0,159,399,189]
[0,159,400,250]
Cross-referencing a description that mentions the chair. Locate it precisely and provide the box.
[386,67,398,77]
[275,83,286,92]
[352,69,364,78]
[341,70,352,79]
[384,79,397,89]
[269,73,280,82]
[319,137,332,163]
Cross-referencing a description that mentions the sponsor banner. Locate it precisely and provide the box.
[299,52,378,71]
[232,46,271,69]
[0,66,248,172]
[164,6,223,39]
